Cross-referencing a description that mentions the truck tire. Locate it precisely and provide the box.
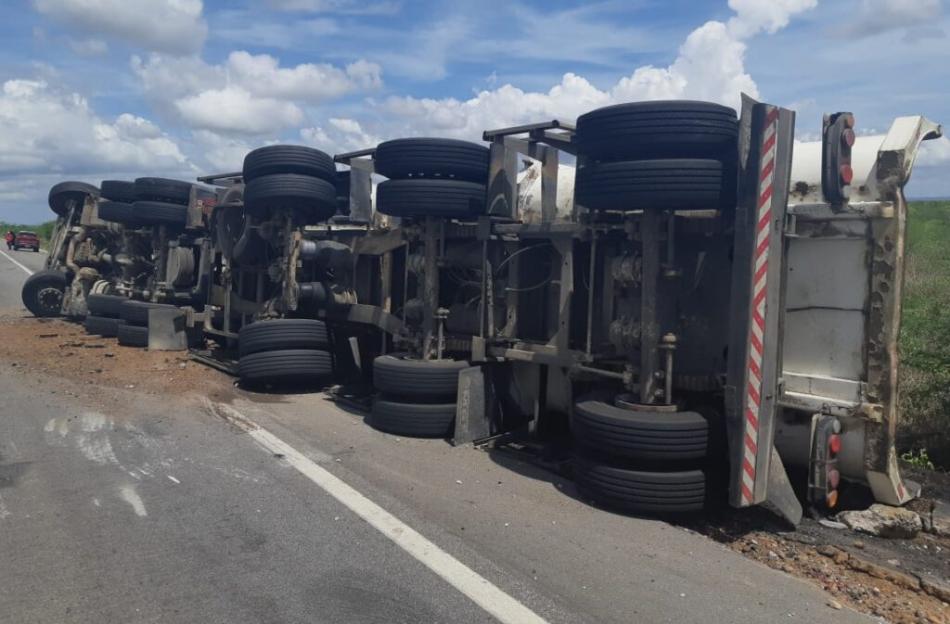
[48,181,99,217]
[372,354,468,399]
[86,293,126,318]
[134,177,192,205]
[575,101,738,161]
[21,270,66,317]
[371,398,456,438]
[84,315,120,337]
[573,454,706,514]
[238,319,330,356]
[117,322,148,347]
[133,201,188,227]
[244,173,337,221]
[98,201,142,226]
[576,159,723,211]
[238,349,334,385]
[100,180,137,203]
[374,138,490,183]
[242,145,336,183]
[572,397,708,463]
[120,300,178,326]
[376,179,485,219]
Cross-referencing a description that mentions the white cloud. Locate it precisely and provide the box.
[375,23,760,140]
[0,77,193,220]
[227,51,382,101]
[32,0,208,55]
[727,0,818,37]
[132,54,221,104]
[132,51,381,134]
[301,117,380,153]
[190,130,255,172]
[919,135,950,164]
[175,86,305,134]
[846,0,943,37]
[0,79,187,175]
[368,0,818,143]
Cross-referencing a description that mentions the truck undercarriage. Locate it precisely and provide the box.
[27,95,943,523]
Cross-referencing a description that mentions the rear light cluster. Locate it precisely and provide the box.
[821,112,855,204]
[826,432,841,508]
[809,416,842,509]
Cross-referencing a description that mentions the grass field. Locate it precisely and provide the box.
[900,200,950,468]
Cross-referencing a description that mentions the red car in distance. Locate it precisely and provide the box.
[14,231,40,252]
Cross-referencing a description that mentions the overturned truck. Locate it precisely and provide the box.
[49,95,938,522]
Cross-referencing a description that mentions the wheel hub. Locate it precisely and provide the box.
[36,287,63,315]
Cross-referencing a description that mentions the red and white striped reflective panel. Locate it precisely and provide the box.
[741,106,779,506]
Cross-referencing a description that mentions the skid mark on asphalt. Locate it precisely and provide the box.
[203,398,550,624]
[76,413,119,466]
[0,493,10,519]
[44,412,269,489]
[119,484,147,517]
[44,413,122,468]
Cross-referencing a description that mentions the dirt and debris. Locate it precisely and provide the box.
[0,310,233,403]
[840,504,925,539]
[688,501,950,624]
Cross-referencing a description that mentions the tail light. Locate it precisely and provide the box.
[821,112,855,205]
[825,431,841,508]
[808,416,842,509]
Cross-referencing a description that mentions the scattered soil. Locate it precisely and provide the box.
[0,309,235,406]
[684,503,950,623]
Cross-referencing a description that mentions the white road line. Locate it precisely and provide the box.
[204,399,549,624]
[0,249,35,276]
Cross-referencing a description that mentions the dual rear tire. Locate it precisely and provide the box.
[370,354,468,438]
[98,178,194,227]
[242,146,337,222]
[237,319,335,386]
[84,293,128,337]
[374,138,489,220]
[574,101,738,212]
[571,396,711,514]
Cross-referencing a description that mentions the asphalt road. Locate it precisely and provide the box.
[0,245,47,296]
[0,248,876,624]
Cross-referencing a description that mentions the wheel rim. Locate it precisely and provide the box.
[36,287,63,315]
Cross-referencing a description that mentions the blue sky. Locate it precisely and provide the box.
[0,0,948,222]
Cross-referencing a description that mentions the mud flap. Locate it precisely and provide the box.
[148,307,188,351]
[453,365,494,446]
[763,446,803,525]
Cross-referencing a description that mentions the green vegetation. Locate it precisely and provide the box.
[0,220,56,249]
[900,448,936,471]
[900,200,950,468]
